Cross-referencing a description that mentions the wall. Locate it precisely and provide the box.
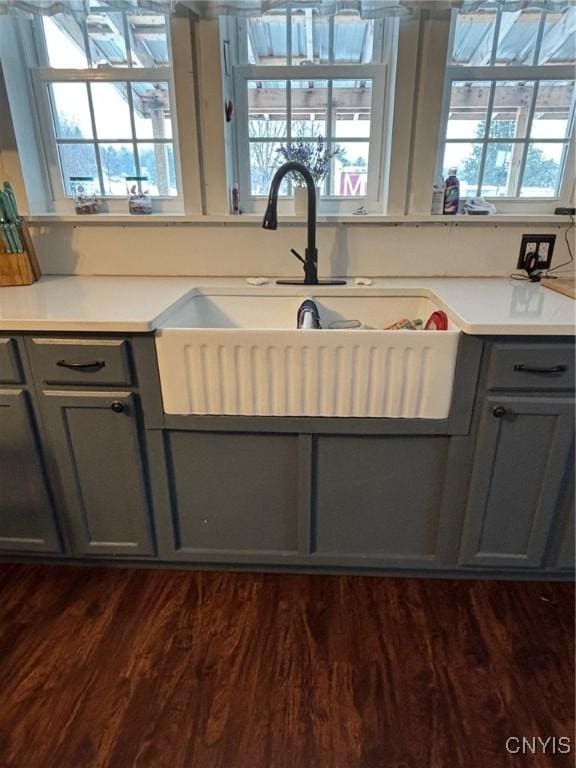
[0,64,28,217]
[1,18,573,281]
[27,218,573,278]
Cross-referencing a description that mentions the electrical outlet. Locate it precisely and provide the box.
[517,234,556,273]
[538,241,550,260]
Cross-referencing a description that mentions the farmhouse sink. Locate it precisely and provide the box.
[155,290,461,418]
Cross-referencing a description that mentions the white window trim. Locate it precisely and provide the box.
[435,10,576,213]
[32,66,184,214]
[3,9,573,222]
[6,12,186,214]
[385,13,422,215]
[227,13,392,215]
[233,63,387,214]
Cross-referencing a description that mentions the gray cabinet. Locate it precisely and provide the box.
[39,391,155,557]
[0,330,572,578]
[0,338,23,384]
[554,480,574,571]
[313,435,452,566]
[459,396,574,569]
[161,431,302,559]
[0,389,61,553]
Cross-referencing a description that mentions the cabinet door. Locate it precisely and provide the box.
[40,391,155,557]
[314,435,452,565]
[163,431,300,558]
[0,390,61,553]
[459,396,574,569]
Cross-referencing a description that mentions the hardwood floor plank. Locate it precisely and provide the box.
[0,565,572,768]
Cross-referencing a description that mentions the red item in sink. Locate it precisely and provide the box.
[425,310,448,331]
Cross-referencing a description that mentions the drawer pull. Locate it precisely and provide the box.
[56,359,106,371]
[513,364,567,375]
[110,401,125,414]
[493,405,507,418]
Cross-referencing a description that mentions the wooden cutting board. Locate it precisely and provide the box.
[541,278,576,299]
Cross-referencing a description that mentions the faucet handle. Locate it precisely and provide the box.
[290,248,305,264]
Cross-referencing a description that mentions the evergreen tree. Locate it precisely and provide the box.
[58,120,98,191]
[58,120,175,194]
[459,119,559,193]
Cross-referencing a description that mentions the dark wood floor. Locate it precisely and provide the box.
[0,564,573,768]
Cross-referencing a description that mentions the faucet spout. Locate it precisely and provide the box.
[262,161,345,286]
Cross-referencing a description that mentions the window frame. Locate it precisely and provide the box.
[435,8,576,212]
[229,13,391,214]
[29,13,183,214]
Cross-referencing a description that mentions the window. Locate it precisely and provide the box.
[438,6,576,202]
[225,8,391,212]
[30,8,180,211]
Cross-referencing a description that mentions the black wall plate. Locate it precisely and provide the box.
[517,234,556,273]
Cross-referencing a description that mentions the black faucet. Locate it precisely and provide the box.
[262,161,345,286]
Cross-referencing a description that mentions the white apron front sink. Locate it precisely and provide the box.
[155,290,461,418]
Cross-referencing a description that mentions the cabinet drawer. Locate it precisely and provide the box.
[486,343,574,391]
[0,338,22,384]
[27,338,133,386]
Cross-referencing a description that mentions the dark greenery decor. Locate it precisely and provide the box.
[277,135,342,186]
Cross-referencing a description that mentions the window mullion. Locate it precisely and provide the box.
[445,64,575,81]
[476,81,496,196]
[326,78,333,195]
[287,79,292,144]
[515,80,540,196]
[126,83,143,180]
[286,2,292,195]
[36,67,173,82]
[85,83,105,196]
[287,7,292,66]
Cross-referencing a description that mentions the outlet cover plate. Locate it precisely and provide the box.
[517,234,556,272]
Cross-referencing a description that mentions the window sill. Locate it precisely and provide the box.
[26,212,573,226]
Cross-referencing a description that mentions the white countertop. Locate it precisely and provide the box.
[0,276,196,332]
[0,275,574,335]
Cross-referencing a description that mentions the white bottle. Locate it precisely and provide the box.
[431,183,444,215]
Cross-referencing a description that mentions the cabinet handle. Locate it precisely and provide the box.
[513,364,567,375]
[110,401,125,413]
[492,405,507,418]
[56,359,106,371]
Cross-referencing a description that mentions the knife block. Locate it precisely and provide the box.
[0,221,41,286]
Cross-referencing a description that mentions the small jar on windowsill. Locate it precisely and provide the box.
[127,176,152,215]
[70,176,100,215]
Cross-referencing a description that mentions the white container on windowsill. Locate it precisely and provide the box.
[293,186,320,216]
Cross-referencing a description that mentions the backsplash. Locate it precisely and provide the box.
[28,220,572,278]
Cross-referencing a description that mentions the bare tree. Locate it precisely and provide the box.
[248,119,287,194]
